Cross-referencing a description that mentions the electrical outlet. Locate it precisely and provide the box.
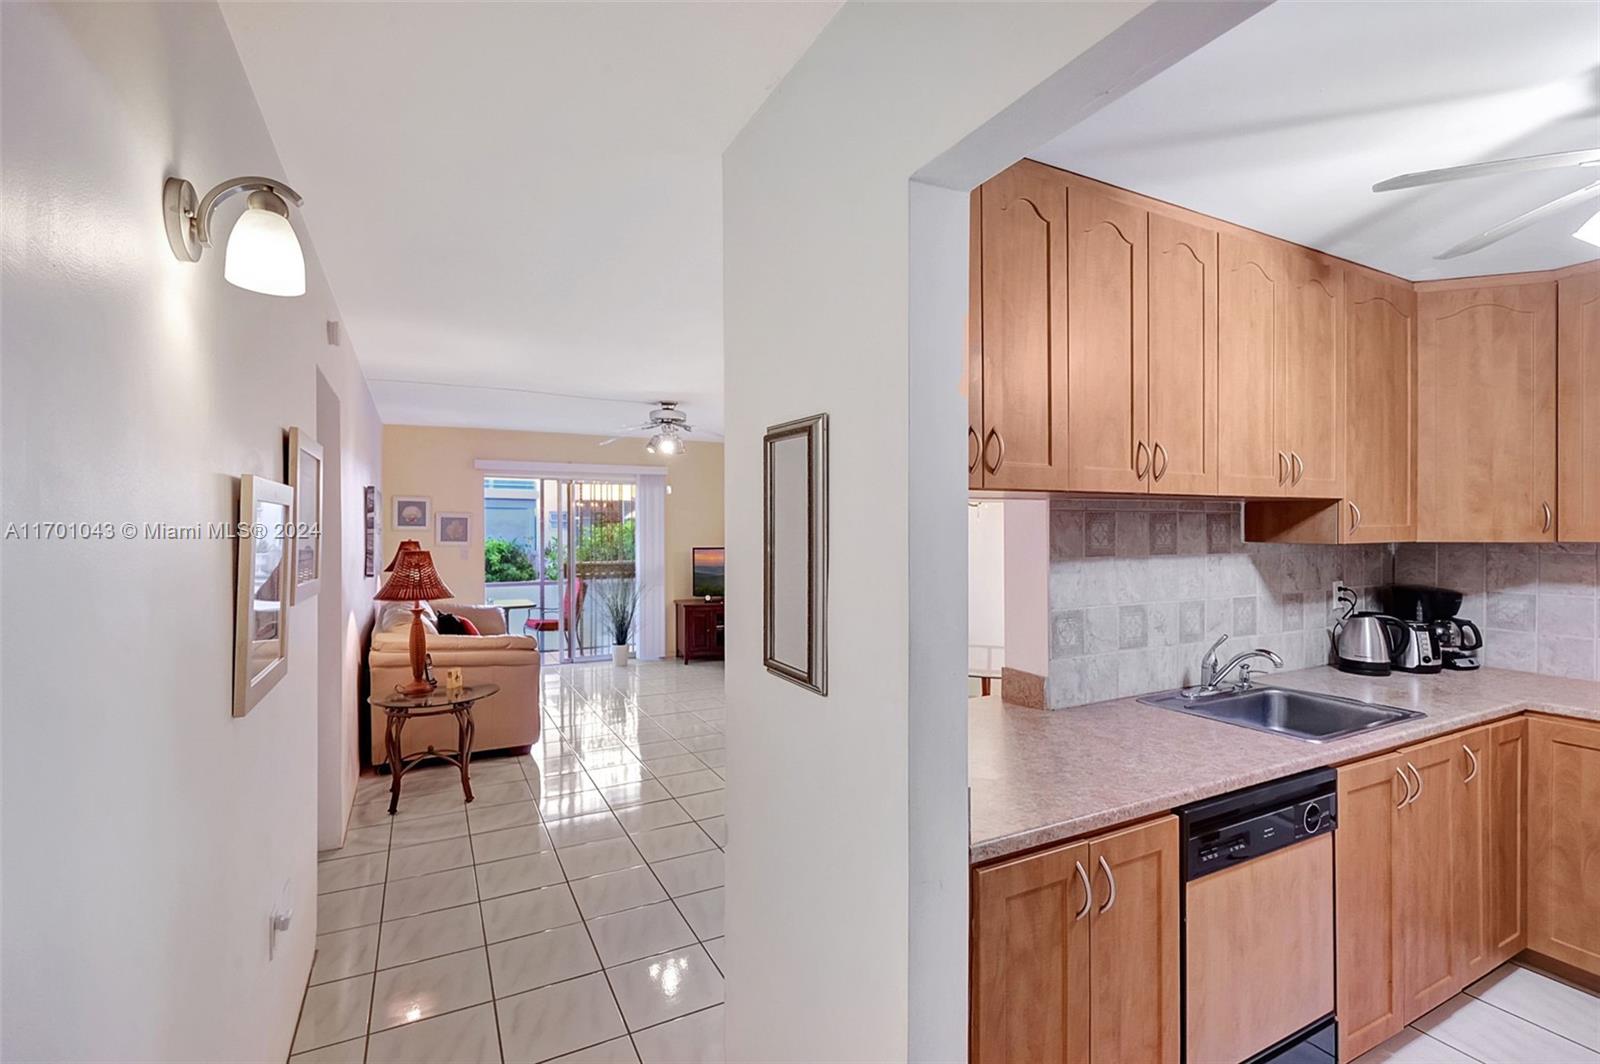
[269,880,293,960]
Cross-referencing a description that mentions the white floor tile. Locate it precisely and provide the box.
[472,824,554,864]
[477,852,565,899]
[319,852,388,894]
[1353,1028,1480,1064]
[571,866,668,919]
[697,818,727,848]
[560,836,647,880]
[497,971,626,1063]
[489,922,602,997]
[293,974,373,1053]
[606,946,724,1032]
[371,949,492,1033]
[674,889,723,940]
[318,885,383,933]
[1414,992,1600,1063]
[650,851,724,898]
[632,1005,724,1064]
[674,792,723,821]
[388,836,476,881]
[366,1002,502,1064]
[469,800,542,834]
[1467,963,1600,1051]
[472,779,537,808]
[546,1036,639,1063]
[311,925,379,984]
[382,866,478,921]
[321,825,391,859]
[617,801,693,835]
[586,901,697,968]
[631,824,715,864]
[602,780,673,809]
[701,938,723,972]
[546,812,627,849]
[541,789,616,822]
[391,811,469,848]
[289,1035,367,1063]
[482,884,583,943]
[377,905,485,969]
[656,771,722,799]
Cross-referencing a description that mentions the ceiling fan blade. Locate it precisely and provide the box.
[598,437,620,447]
[1375,148,1600,192]
[1435,179,1600,259]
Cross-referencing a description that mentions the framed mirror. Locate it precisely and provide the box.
[286,427,322,603]
[234,474,293,716]
[764,413,827,694]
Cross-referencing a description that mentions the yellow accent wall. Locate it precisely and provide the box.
[382,424,724,657]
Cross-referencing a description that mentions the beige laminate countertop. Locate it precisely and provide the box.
[969,665,1600,865]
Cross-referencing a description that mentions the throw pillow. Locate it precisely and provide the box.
[435,612,482,636]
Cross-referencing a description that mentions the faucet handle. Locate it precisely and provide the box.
[1200,634,1229,686]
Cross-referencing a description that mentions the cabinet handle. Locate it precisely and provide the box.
[1349,500,1363,534]
[983,429,1003,474]
[1135,441,1150,480]
[1405,761,1423,806]
[1291,451,1304,486]
[1542,502,1553,533]
[1096,855,1116,914]
[1395,765,1413,808]
[968,427,981,474]
[1278,451,1290,485]
[1153,442,1168,482]
[1073,860,1093,920]
[1463,744,1479,784]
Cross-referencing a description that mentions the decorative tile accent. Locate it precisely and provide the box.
[1085,512,1116,557]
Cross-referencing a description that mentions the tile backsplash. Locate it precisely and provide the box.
[1043,499,1600,709]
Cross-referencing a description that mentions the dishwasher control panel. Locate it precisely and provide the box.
[1178,767,1338,881]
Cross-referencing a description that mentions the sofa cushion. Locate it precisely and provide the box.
[436,612,481,636]
[377,601,438,634]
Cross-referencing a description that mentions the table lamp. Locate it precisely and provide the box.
[374,547,453,696]
[384,539,422,572]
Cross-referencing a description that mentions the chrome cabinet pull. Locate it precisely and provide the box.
[1291,451,1304,485]
[1153,442,1168,482]
[1542,502,1553,533]
[1135,441,1150,480]
[1463,745,1479,784]
[968,427,981,474]
[1278,451,1289,485]
[1396,765,1413,808]
[1406,762,1423,805]
[1349,500,1363,534]
[1073,860,1092,920]
[1096,855,1116,914]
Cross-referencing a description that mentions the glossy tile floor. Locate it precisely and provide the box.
[1354,960,1600,1063]
[294,660,728,1063]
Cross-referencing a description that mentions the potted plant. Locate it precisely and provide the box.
[594,576,641,666]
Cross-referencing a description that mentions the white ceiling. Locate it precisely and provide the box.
[222,2,841,437]
[1031,1,1600,280]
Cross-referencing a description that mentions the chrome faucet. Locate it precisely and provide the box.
[1196,634,1284,694]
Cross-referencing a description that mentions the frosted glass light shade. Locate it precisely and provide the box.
[224,205,305,296]
[1575,209,1600,250]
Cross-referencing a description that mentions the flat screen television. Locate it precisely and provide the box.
[692,546,725,599]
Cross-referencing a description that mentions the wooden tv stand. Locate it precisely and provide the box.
[675,598,725,663]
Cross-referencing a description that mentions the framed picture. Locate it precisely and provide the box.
[437,511,470,544]
[364,486,380,578]
[763,413,828,695]
[235,474,293,717]
[394,495,430,531]
[286,428,322,603]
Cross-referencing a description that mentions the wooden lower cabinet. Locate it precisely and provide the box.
[1453,719,1527,985]
[1528,715,1600,975]
[1335,750,1407,1060]
[1396,735,1460,1022]
[971,816,1179,1064]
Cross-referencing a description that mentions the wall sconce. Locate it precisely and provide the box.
[163,175,306,297]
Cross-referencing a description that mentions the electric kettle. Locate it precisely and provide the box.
[1333,611,1408,676]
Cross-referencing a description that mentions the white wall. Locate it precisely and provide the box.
[1,4,382,1059]
[722,5,1159,1059]
[967,503,1006,662]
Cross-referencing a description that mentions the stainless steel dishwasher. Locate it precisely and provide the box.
[1178,768,1339,1064]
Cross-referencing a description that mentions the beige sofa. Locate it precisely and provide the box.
[368,599,541,764]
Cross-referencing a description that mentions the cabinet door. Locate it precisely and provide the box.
[1335,752,1407,1062]
[1147,212,1218,496]
[1088,816,1180,1064]
[979,163,1070,490]
[1067,184,1148,493]
[971,842,1091,1064]
[969,192,985,489]
[1279,247,1344,497]
[1343,271,1416,542]
[1485,717,1528,966]
[1218,235,1285,496]
[1418,282,1557,541]
[1558,268,1600,541]
[1397,735,1461,1022]
[1528,715,1600,975]
[1451,726,1495,984]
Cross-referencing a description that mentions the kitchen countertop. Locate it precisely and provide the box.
[969,665,1600,865]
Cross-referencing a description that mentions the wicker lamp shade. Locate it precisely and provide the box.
[375,548,453,602]
[383,539,423,573]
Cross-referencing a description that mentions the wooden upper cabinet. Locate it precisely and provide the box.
[1218,234,1285,496]
[1527,715,1600,976]
[1558,267,1600,541]
[968,193,985,490]
[1279,247,1344,498]
[971,841,1091,1064]
[1343,270,1417,542]
[1335,751,1406,1062]
[977,164,1070,490]
[1087,816,1181,1064]
[1147,212,1219,495]
[1067,183,1148,493]
[1417,281,1557,541]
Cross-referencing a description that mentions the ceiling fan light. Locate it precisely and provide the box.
[658,434,680,456]
[1575,208,1600,249]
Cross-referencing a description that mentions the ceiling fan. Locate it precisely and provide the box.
[599,400,693,455]
[1372,147,1600,259]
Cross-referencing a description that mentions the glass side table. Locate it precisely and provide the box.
[369,683,500,815]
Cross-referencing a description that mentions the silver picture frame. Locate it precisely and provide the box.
[286,427,322,604]
[763,413,828,695]
[234,474,293,716]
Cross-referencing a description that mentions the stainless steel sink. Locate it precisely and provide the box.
[1138,685,1425,743]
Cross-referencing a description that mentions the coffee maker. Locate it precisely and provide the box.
[1379,585,1483,671]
